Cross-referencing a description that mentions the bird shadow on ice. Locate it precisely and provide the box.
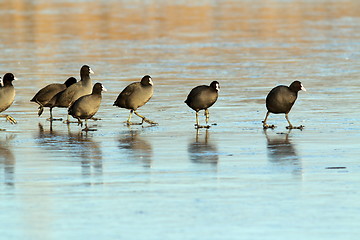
[188,129,219,167]
[0,134,16,187]
[263,129,303,176]
[36,123,103,185]
[118,128,153,168]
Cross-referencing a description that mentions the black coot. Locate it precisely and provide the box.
[263,80,306,129]
[31,77,77,120]
[185,81,220,129]
[0,73,17,127]
[68,83,106,131]
[55,65,94,123]
[113,75,157,125]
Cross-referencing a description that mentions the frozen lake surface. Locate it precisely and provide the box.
[0,0,360,239]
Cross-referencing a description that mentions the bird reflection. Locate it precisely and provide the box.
[118,128,153,168]
[36,123,103,185]
[69,132,103,185]
[0,135,16,187]
[188,129,218,166]
[264,129,302,176]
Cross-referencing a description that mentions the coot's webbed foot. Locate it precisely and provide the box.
[3,115,17,124]
[82,127,97,132]
[286,125,304,130]
[38,106,44,117]
[47,117,63,121]
[63,115,80,124]
[195,124,211,129]
[77,119,83,126]
[91,117,101,121]
[63,119,81,124]
[143,118,158,125]
[262,121,276,129]
[134,111,158,126]
[126,120,143,126]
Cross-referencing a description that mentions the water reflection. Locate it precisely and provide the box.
[188,129,218,166]
[264,129,302,176]
[0,135,16,187]
[36,123,103,185]
[68,132,103,185]
[118,128,153,168]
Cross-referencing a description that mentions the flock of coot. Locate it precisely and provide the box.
[0,65,306,131]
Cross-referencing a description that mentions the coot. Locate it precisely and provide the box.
[68,83,106,131]
[263,81,306,129]
[55,65,94,123]
[0,73,17,127]
[185,81,220,129]
[31,77,77,120]
[113,75,157,125]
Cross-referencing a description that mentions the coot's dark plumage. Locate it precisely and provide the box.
[68,83,106,131]
[263,80,306,129]
[185,81,220,129]
[0,73,17,126]
[113,75,157,125]
[31,77,77,120]
[55,65,94,122]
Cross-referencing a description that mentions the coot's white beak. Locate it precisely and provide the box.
[216,83,220,92]
[14,76,18,81]
[149,77,153,86]
[301,84,306,91]
[89,68,95,74]
[102,85,107,92]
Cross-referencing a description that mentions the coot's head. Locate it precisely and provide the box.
[2,73,17,86]
[92,82,107,94]
[64,77,77,87]
[210,81,220,91]
[80,65,94,77]
[140,75,153,86]
[289,81,306,92]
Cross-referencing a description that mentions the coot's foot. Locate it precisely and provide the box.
[286,125,304,130]
[143,118,158,125]
[263,124,276,129]
[5,115,17,124]
[82,127,97,132]
[126,121,143,126]
[195,124,211,129]
[47,117,63,121]
[63,120,81,124]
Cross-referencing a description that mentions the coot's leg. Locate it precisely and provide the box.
[195,111,200,128]
[46,108,62,121]
[126,110,142,125]
[126,109,144,126]
[126,110,143,125]
[0,114,17,124]
[38,106,44,117]
[63,114,79,124]
[195,111,210,129]
[36,100,44,117]
[134,110,157,125]
[49,107,52,120]
[262,111,275,129]
[285,113,304,130]
[77,118,83,126]
[205,109,209,124]
[82,119,97,131]
[126,110,134,125]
